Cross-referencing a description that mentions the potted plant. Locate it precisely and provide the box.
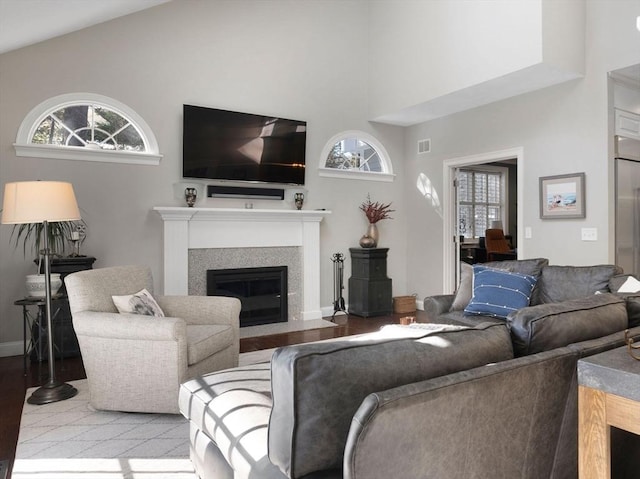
[11,220,85,297]
[359,194,394,248]
[11,221,79,258]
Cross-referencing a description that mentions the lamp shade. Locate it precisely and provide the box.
[2,181,81,225]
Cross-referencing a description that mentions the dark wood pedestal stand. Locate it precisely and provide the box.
[28,256,96,360]
[348,248,392,317]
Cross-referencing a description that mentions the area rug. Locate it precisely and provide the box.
[12,346,320,478]
[13,325,395,479]
[13,380,195,479]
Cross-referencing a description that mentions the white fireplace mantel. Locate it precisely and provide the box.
[153,207,331,320]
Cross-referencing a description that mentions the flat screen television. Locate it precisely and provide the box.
[183,105,306,185]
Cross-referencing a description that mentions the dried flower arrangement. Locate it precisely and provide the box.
[359,194,394,224]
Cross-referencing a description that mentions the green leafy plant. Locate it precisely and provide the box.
[11,220,85,259]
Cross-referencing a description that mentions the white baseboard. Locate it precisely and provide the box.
[321,305,342,318]
[0,340,23,358]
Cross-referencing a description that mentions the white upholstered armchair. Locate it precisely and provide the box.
[65,264,241,414]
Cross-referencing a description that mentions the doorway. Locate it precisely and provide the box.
[443,147,524,293]
[615,150,640,277]
[610,63,640,277]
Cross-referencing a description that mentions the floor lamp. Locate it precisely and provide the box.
[2,181,80,404]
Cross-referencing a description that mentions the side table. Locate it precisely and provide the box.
[28,256,95,362]
[348,248,392,317]
[577,346,640,479]
[14,296,66,375]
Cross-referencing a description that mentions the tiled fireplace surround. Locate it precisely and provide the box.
[154,207,330,321]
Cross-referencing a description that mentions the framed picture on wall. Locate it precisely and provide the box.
[539,172,586,219]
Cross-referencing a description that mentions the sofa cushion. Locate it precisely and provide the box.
[433,310,503,327]
[608,275,640,328]
[450,262,474,311]
[464,266,537,319]
[626,296,640,328]
[612,293,640,328]
[344,347,580,479]
[534,264,622,304]
[609,274,633,293]
[423,294,456,318]
[450,258,548,312]
[507,293,627,356]
[484,257,549,277]
[268,322,514,478]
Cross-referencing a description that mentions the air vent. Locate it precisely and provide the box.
[418,139,431,154]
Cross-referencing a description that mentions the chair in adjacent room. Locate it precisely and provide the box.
[65,264,241,414]
[484,228,517,262]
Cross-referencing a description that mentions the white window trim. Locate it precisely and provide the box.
[459,165,509,237]
[14,92,162,165]
[318,130,395,182]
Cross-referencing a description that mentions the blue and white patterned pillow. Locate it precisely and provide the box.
[464,265,537,319]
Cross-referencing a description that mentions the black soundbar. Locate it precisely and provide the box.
[207,185,285,200]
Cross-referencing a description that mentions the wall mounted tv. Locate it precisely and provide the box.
[183,104,306,185]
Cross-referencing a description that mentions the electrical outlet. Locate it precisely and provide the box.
[581,228,598,241]
[525,227,532,239]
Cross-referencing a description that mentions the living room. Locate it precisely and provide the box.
[1,0,640,478]
[0,0,637,357]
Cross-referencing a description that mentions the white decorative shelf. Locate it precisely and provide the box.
[154,206,330,222]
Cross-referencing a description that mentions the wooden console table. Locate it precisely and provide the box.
[578,346,640,479]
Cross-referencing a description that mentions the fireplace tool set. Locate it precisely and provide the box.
[331,252,347,319]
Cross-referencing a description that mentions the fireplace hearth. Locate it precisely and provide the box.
[207,266,288,327]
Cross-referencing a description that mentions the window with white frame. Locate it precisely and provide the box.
[457,167,507,239]
[319,130,394,182]
[14,93,162,165]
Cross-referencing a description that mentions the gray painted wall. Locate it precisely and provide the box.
[1,0,638,353]
[0,0,406,352]
[403,0,640,298]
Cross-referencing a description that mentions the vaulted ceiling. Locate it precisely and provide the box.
[0,0,170,55]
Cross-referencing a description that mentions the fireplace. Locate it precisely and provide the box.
[207,266,288,327]
[153,207,330,321]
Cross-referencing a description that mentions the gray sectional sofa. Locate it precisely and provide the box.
[423,258,622,326]
[179,259,640,479]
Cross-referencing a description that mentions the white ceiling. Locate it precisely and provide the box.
[0,0,637,126]
[0,0,171,55]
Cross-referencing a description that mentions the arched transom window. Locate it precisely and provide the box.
[319,130,394,182]
[15,93,162,165]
